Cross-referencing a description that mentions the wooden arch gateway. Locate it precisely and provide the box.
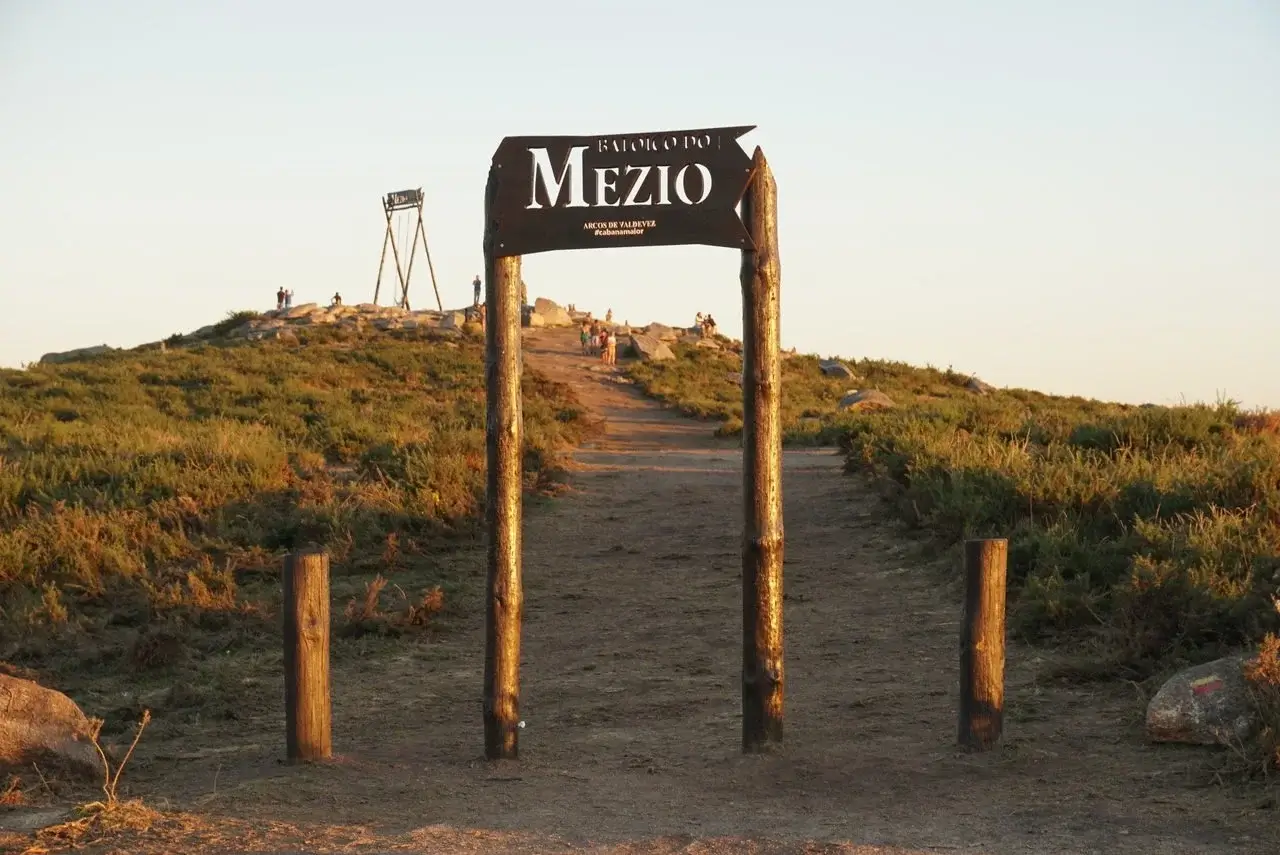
[480,125,783,759]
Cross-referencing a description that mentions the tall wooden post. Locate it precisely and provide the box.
[373,221,391,305]
[740,147,784,752]
[958,538,1008,751]
[415,212,444,312]
[282,549,332,762]
[482,163,524,760]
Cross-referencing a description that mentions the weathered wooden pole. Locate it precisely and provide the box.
[740,146,785,752]
[373,214,391,305]
[958,538,1008,751]
[282,549,332,762]
[482,162,524,760]
[414,208,444,312]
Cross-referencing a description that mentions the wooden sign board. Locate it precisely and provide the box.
[487,126,755,257]
[385,189,423,210]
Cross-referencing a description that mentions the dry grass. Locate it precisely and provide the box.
[338,574,446,637]
[629,340,1280,775]
[24,800,160,854]
[0,324,591,737]
[22,710,157,853]
[1,775,25,806]
[1242,598,1280,777]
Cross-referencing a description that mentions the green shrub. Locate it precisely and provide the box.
[627,343,1280,676]
[0,328,588,683]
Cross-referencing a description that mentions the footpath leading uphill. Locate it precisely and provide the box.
[7,324,1276,855]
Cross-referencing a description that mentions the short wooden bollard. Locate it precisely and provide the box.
[283,549,332,762]
[957,538,1008,751]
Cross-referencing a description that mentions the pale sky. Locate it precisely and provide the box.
[2,1,1277,407]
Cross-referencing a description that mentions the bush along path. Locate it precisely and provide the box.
[625,333,1280,764]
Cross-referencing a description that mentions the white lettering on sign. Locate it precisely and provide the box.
[526,146,713,210]
[595,166,621,207]
[674,164,712,205]
[622,165,652,206]
[593,133,714,153]
[579,219,659,237]
[526,146,589,209]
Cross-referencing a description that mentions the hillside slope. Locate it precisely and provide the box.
[6,323,1276,855]
[625,336,1280,683]
[0,320,590,720]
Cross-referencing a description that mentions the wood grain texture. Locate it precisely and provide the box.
[958,538,1008,751]
[739,147,785,752]
[483,163,525,760]
[283,549,332,762]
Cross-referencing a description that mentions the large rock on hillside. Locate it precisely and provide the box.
[629,333,674,362]
[838,389,895,411]
[440,311,466,330]
[0,675,100,777]
[644,323,680,342]
[280,303,319,319]
[531,298,573,327]
[246,327,298,343]
[40,345,115,365]
[182,325,218,342]
[966,376,994,395]
[1146,654,1258,746]
[819,359,857,380]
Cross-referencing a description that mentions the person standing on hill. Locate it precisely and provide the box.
[284,289,293,309]
[276,287,286,310]
[473,274,482,306]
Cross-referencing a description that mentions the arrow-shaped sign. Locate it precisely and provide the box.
[487,125,756,258]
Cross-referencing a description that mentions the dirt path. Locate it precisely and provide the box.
[10,328,1276,854]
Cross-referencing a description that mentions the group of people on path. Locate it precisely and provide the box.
[695,312,718,337]
[580,315,617,365]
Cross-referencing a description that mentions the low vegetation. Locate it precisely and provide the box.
[0,322,589,735]
[1243,629,1280,778]
[628,343,1280,683]
[626,342,1023,444]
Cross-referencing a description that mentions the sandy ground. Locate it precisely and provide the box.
[4,327,1276,855]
